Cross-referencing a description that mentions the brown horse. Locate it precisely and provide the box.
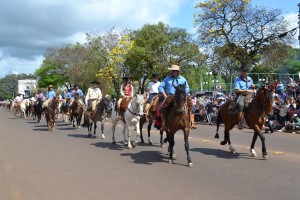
[139,94,165,146]
[215,85,275,159]
[164,82,193,167]
[69,94,84,130]
[44,97,60,131]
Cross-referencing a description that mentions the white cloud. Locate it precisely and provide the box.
[0,0,184,77]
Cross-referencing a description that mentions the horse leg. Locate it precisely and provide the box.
[126,125,132,149]
[88,122,93,137]
[168,134,175,164]
[140,118,145,144]
[101,121,105,139]
[147,120,153,145]
[221,129,236,154]
[122,123,128,146]
[258,131,268,159]
[160,130,164,148]
[111,118,118,144]
[132,122,140,148]
[93,121,97,137]
[250,133,258,157]
[184,129,193,167]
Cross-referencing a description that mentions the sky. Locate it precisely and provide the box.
[0,0,299,78]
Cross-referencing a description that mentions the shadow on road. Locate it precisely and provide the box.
[68,133,93,138]
[32,128,50,132]
[190,147,250,159]
[120,150,165,165]
[91,141,124,151]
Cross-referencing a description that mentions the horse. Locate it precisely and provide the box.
[59,98,72,123]
[11,100,26,118]
[69,94,84,130]
[44,97,60,131]
[33,98,44,123]
[82,97,111,138]
[111,94,144,149]
[163,82,193,167]
[214,85,275,159]
[139,94,165,147]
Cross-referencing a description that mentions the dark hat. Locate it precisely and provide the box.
[152,73,158,78]
[122,74,131,79]
[91,80,100,84]
[241,64,249,71]
[74,84,79,87]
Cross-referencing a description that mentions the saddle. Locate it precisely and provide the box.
[149,94,160,112]
[115,96,132,115]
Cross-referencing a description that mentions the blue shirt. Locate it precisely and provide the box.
[46,90,56,99]
[71,89,84,97]
[234,76,253,90]
[66,92,73,99]
[158,75,190,95]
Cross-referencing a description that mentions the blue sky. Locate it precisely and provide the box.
[0,0,298,78]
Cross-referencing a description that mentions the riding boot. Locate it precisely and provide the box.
[190,114,198,129]
[237,112,244,130]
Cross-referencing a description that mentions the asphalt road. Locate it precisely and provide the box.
[0,108,299,200]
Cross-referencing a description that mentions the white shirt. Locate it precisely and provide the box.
[14,96,23,103]
[85,87,102,101]
[148,81,160,94]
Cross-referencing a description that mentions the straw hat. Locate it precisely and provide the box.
[168,64,180,71]
[48,85,53,88]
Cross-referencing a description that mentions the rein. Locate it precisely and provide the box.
[127,99,143,117]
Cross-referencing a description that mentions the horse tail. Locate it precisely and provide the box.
[214,110,221,139]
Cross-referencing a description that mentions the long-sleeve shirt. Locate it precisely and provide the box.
[46,90,56,99]
[85,87,102,102]
[71,89,84,97]
[158,75,189,95]
[35,93,45,101]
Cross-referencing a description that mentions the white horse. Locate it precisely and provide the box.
[11,100,26,118]
[111,94,144,149]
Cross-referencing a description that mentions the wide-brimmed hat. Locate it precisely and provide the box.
[240,64,249,71]
[48,85,53,88]
[122,74,131,79]
[168,64,180,71]
[91,80,100,84]
[152,73,158,78]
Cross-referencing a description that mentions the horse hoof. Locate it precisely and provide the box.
[251,152,257,157]
[172,153,176,159]
[231,150,236,154]
[263,154,268,160]
[220,141,227,145]
[188,162,193,167]
[101,134,105,140]
[127,146,133,149]
[160,144,165,148]
[163,138,168,143]
[140,140,145,144]
[149,141,153,145]
[168,159,173,164]
[132,142,137,148]
[88,134,92,137]
[112,141,116,145]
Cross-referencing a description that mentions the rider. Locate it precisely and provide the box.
[144,73,160,116]
[158,64,197,130]
[234,65,255,130]
[14,93,23,108]
[69,84,85,108]
[117,74,135,119]
[85,80,102,111]
[42,85,56,108]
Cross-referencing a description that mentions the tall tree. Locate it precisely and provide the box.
[194,0,292,69]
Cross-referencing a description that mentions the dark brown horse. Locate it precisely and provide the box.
[69,94,84,130]
[215,85,275,159]
[82,97,111,138]
[139,94,165,146]
[44,97,60,131]
[33,98,44,123]
[164,82,193,167]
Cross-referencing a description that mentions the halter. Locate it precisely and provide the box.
[127,95,144,117]
[252,87,273,118]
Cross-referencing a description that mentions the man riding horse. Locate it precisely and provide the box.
[158,64,197,131]
[117,74,135,120]
[85,80,102,112]
[69,84,85,109]
[233,65,255,129]
[144,73,160,116]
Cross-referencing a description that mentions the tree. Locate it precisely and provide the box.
[194,0,292,68]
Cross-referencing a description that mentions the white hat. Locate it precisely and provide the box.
[168,64,180,71]
[217,96,224,100]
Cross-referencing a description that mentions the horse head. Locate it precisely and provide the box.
[174,82,187,114]
[134,94,144,116]
[98,96,111,114]
[256,85,274,116]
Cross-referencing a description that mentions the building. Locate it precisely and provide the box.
[18,79,37,97]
